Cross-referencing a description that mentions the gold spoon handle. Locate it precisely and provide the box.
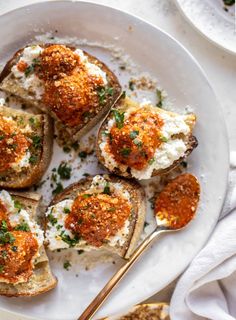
[78,227,166,320]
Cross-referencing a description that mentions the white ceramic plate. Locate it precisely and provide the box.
[175,0,236,55]
[0,1,229,320]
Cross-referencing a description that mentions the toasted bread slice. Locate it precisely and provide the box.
[100,303,170,320]
[0,44,122,141]
[45,175,146,259]
[96,97,198,180]
[0,190,57,297]
[0,105,53,189]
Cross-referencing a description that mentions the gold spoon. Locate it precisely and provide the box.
[78,173,200,320]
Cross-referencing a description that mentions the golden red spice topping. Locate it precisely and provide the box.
[109,110,163,170]
[0,199,38,284]
[43,73,102,127]
[0,231,38,283]
[36,44,80,80]
[65,193,131,247]
[37,44,105,127]
[0,116,29,173]
[155,174,200,229]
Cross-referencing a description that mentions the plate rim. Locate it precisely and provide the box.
[0,1,230,319]
[174,0,236,56]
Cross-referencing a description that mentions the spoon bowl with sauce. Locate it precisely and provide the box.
[78,173,200,320]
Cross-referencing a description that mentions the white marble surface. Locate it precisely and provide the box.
[0,0,235,319]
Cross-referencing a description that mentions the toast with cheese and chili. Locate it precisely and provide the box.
[96,97,197,180]
[100,303,170,320]
[0,105,53,189]
[45,175,146,259]
[0,44,121,141]
[0,190,57,297]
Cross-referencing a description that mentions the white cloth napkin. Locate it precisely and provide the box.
[170,151,236,320]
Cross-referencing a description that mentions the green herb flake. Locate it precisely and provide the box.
[148,158,155,165]
[63,207,70,214]
[82,194,92,199]
[52,182,64,195]
[14,200,23,211]
[31,135,42,149]
[97,86,114,105]
[0,220,8,232]
[78,151,87,159]
[0,135,5,141]
[160,136,168,142]
[133,139,142,148]
[58,162,72,180]
[103,182,111,195]
[156,88,165,108]
[0,231,15,245]
[129,130,139,140]
[0,265,4,273]
[48,213,58,226]
[29,154,38,164]
[60,232,80,247]
[128,80,135,91]
[1,250,7,258]
[29,117,35,125]
[63,260,71,271]
[15,222,30,232]
[112,109,125,129]
[121,91,126,99]
[108,207,116,212]
[120,148,131,157]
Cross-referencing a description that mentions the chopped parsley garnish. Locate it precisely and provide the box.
[103,182,111,195]
[1,250,7,258]
[108,207,116,212]
[31,135,42,149]
[60,232,80,247]
[0,135,5,141]
[63,260,71,271]
[48,212,58,226]
[133,140,142,148]
[120,148,131,157]
[144,221,149,228]
[97,87,114,105]
[82,194,92,199]
[0,220,8,232]
[223,0,234,5]
[156,88,165,108]
[14,200,23,211]
[63,146,71,153]
[181,161,188,168]
[148,158,155,165]
[24,58,40,77]
[15,222,30,232]
[52,182,64,195]
[129,130,139,140]
[0,231,15,245]
[63,207,70,214]
[78,151,87,159]
[29,155,38,164]
[112,109,125,129]
[128,80,135,91]
[57,162,72,180]
[160,136,168,142]
[121,91,126,99]
[29,117,35,125]
[0,265,4,273]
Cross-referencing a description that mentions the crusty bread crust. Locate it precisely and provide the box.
[0,44,122,141]
[0,105,53,189]
[96,97,198,179]
[49,175,146,259]
[0,191,57,297]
